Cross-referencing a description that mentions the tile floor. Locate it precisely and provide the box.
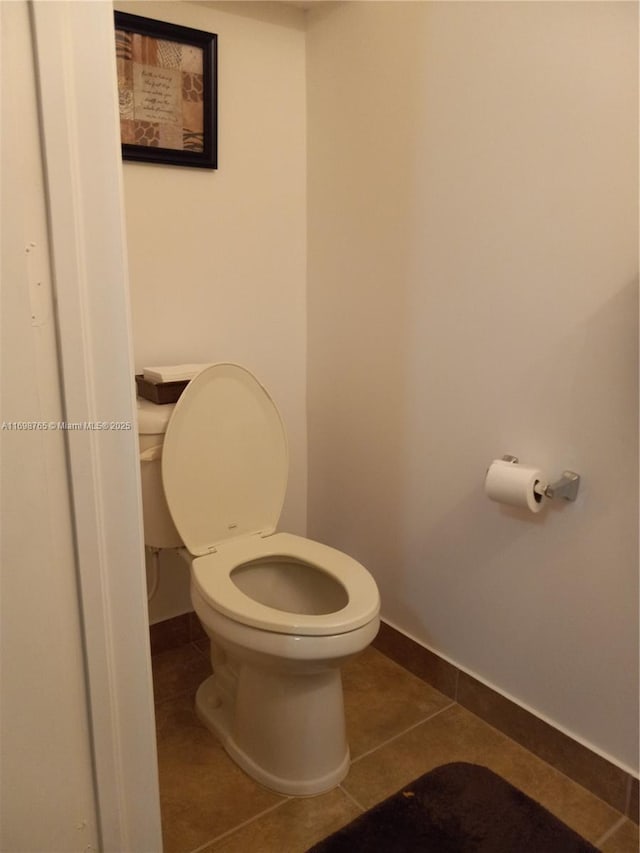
[152,640,639,853]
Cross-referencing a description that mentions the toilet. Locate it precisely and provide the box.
[137,363,380,796]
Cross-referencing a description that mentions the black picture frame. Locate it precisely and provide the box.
[114,11,217,169]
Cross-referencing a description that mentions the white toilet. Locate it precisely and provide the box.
[137,363,380,796]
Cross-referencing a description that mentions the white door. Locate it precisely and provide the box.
[1,2,162,850]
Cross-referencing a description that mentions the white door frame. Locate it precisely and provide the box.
[30,2,162,850]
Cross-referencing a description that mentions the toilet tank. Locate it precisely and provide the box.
[136,398,183,549]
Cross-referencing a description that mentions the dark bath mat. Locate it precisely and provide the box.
[307,762,600,852]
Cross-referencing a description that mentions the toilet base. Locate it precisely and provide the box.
[195,665,351,796]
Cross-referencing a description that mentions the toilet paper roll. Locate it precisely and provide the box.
[485,460,547,513]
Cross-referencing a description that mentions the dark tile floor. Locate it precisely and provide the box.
[152,641,638,853]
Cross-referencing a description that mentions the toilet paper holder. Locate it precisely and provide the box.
[501,455,580,502]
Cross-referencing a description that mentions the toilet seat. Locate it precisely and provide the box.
[162,363,288,557]
[162,363,379,639]
[191,532,380,637]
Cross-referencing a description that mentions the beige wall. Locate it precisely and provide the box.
[117,0,307,535]
[307,1,639,771]
[115,1,308,620]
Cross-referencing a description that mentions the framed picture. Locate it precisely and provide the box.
[114,12,217,169]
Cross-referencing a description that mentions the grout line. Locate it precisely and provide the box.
[153,686,205,709]
[350,701,457,766]
[453,667,460,702]
[188,798,292,853]
[594,814,629,849]
[623,773,633,816]
[338,784,366,813]
[191,639,209,658]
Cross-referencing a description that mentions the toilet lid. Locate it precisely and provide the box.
[161,363,288,556]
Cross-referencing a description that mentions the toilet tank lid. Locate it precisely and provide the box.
[136,398,176,436]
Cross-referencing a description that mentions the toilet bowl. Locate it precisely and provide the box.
[139,363,380,796]
[189,533,379,795]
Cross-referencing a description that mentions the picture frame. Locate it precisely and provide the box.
[114,11,217,169]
